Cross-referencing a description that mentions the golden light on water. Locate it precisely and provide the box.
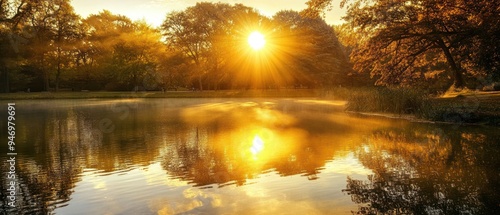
[248,31,266,50]
[250,135,265,155]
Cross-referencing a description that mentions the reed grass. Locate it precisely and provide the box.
[343,87,500,125]
[344,87,427,114]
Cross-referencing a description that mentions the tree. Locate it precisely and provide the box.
[202,3,264,90]
[160,52,191,90]
[161,9,206,90]
[18,0,81,91]
[76,10,135,90]
[161,2,265,91]
[0,0,35,24]
[50,0,80,91]
[80,11,166,91]
[271,10,351,88]
[306,0,500,89]
[334,23,374,86]
[110,21,165,91]
[0,0,39,92]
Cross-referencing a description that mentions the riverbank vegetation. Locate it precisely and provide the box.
[342,87,500,125]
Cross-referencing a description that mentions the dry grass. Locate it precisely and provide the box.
[344,88,500,126]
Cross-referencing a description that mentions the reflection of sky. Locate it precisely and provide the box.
[71,0,347,27]
[54,155,371,214]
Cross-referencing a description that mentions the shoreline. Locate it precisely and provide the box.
[346,111,499,127]
[0,89,321,100]
[2,90,499,126]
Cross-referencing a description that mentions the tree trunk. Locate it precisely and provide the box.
[1,61,9,93]
[198,76,203,91]
[44,71,50,91]
[4,70,8,93]
[193,60,203,91]
[56,54,61,92]
[40,54,50,91]
[56,47,61,92]
[437,38,465,89]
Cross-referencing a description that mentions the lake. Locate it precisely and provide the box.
[1,98,499,214]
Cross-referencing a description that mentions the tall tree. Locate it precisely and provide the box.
[21,0,80,91]
[50,0,80,91]
[161,2,264,91]
[306,0,500,89]
[77,10,135,90]
[0,0,35,27]
[271,10,351,88]
[0,0,39,92]
[81,11,165,91]
[110,21,165,91]
[161,9,206,90]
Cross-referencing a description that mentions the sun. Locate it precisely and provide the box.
[248,31,266,50]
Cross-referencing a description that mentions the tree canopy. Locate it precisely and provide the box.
[0,1,416,92]
[2,0,499,92]
[306,0,500,90]
[160,2,351,90]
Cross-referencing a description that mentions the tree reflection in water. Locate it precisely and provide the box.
[1,99,498,214]
[1,99,377,213]
[0,101,163,213]
[344,124,500,214]
[160,100,377,188]
[0,108,92,213]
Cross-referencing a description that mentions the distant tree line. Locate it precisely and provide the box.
[4,0,494,93]
[0,0,352,92]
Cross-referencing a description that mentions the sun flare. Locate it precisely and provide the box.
[248,31,266,50]
[250,135,264,155]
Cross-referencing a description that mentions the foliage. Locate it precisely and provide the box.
[2,0,86,91]
[1,0,44,92]
[161,2,352,91]
[76,11,167,91]
[2,1,499,92]
[161,3,268,90]
[0,1,385,92]
[306,0,500,89]
[271,10,352,88]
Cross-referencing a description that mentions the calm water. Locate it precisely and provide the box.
[0,98,499,214]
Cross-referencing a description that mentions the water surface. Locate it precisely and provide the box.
[0,98,498,214]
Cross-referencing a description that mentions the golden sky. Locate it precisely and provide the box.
[71,0,346,27]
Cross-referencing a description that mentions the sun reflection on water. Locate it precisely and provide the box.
[21,99,483,215]
[250,135,265,158]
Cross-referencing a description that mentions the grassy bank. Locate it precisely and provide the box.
[0,89,320,100]
[421,93,500,125]
[344,87,426,114]
[344,87,500,126]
